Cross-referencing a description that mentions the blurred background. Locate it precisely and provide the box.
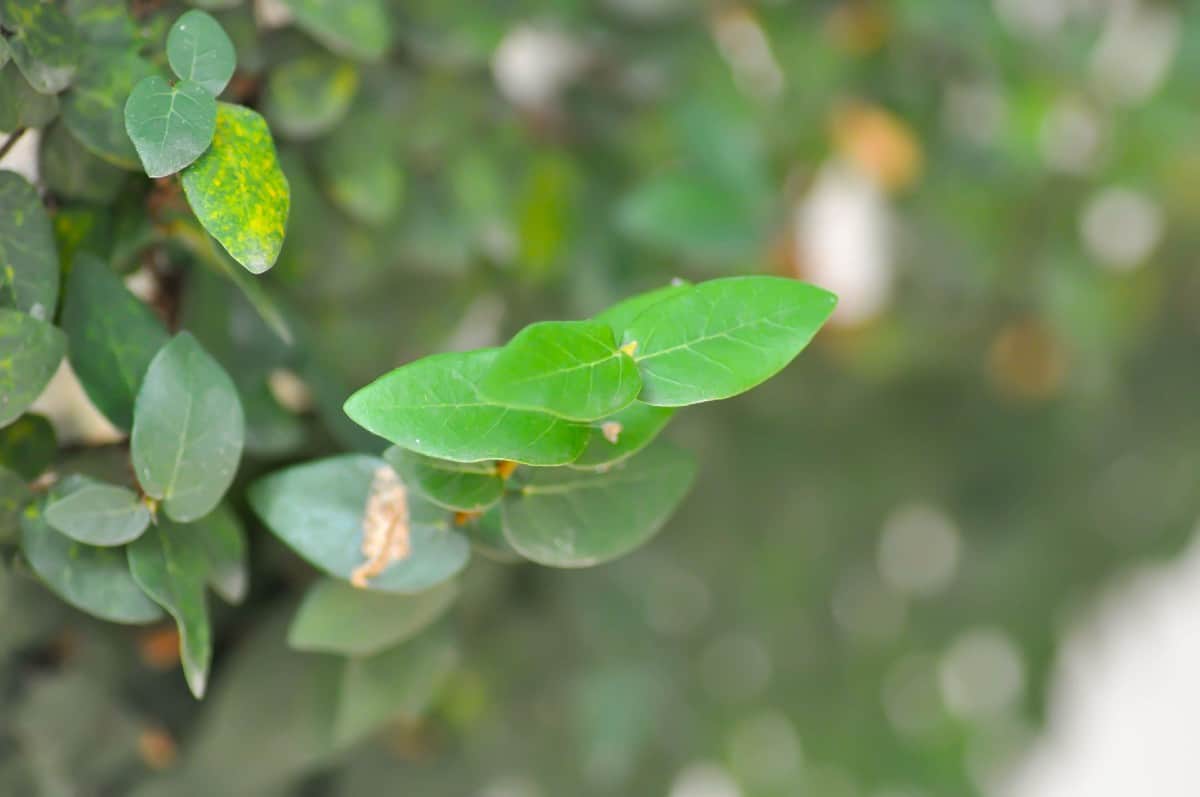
[5,0,1200,795]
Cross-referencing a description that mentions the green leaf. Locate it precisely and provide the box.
[20,492,163,624]
[61,46,155,169]
[166,10,236,96]
[131,332,245,522]
[0,413,55,480]
[316,109,403,225]
[263,54,358,140]
[44,482,150,546]
[594,281,692,337]
[623,276,837,406]
[332,627,458,749]
[280,0,391,62]
[124,75,217,178]
[0,466,30,542]
[61,253,169,429]
[344,349,590,466]
[193,502,248,604]
[65,0,138,46]
[127,519,213,698]
[248,454,470,593]
[0,64,59,129]
[288,577,457,656]
[180,103,290,274]
[0,309,65,428]
[571,402,676,470]
[502,442,696,567]
[38,123,126,203]
[0,171,60,320]
[0,0,80,93]
[385,447,504,513]
[459,506,521,563]
[480,320,642,422]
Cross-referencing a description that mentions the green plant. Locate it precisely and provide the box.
[0,3,835,707]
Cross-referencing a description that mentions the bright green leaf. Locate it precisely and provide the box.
[0,64,59,129]
[385,447,504,513]
[0,413,55,480]
[38,123,126,203]
[127,519,213,698]
[44,482,150,546]
[180,103,290,274]
[594,281,692,337]
[571,402,676,470]
[62,46,155,169]
[263,54,358,140]
[20,491,163,624]
[502,442,696,567]
[624,276,837,406]
[480,320,642,422]
[280,0,391,62]
[0,171,60,320]
[124,75,217,178]
[166,10,236,96]
[288,577,457,656]
[61,253,168,429]
[0,309,65,428]
[0,0,80,93]
[193,502,248,604]
[248,454,470,593]
[131,332,245,522]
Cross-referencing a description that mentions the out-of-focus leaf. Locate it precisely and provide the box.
[344,349,590,466]
[128,519,214,698]
[0,466,29,542]
[62,46,155,169]
[0,309,65,428]
[194,502,248,604]
[248,454,470,593]
[0,171,59,320]
[125,75,217,178]
[166,10,236,96]
[39,123,126,203]
[317,110,402,225]
[45,482,150,546]
[288,577,457,655]
[459,506,520,562]
[0,413,55,480]
[52,204,114,270]
[131,332,245,522]
[65,0,138,46]
[61,253,168,429]
[623,276,838,406]
[263,54,358,139]
[386,447,504,513]
[180,103,290,274]
[0,0,79,93]
[0,64,59,129]
[502,443,695,567]
[571,402,675,470]
[280,0,391,62]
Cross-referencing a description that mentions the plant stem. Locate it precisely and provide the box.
[0,128,27,161]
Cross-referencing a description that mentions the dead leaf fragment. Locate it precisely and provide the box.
[601,421,623,444]
[351,466,410,588]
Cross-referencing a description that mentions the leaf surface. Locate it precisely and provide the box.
[166,9,236,96]
[0,309,65,428]
[124,75,216,178]
[45,482,150,546]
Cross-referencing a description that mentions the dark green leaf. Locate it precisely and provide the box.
[127,519,213,698]
[459,506,521,563]
[317,109,402,225]
[0,413,55,480]
[180,103,290,274]
[571,402,675,470]
[65,0,138,46]
[38,123,125,203]
[131,332,245,522]
[248,454,470,593]
[44,482,149,546]
[288,577,457,656]
[0,171,59,320]
[61,253,168,429]
[280,0,391,62]
[344,349,590,466]
[62,46,155,169]
[502,443,696,567]
[0,0,80,93]
[385,447,504,513]
[0,466,30,542]
[124,75,217,178]
[193,502,248,604]
[20,492,163,624]
[0,64,59,129]
[481,320,642,422]
[0,309,65,428]
[166,10,236,96]
[594,281,692,337]
[263,54,358,139]
[623,276,837,406]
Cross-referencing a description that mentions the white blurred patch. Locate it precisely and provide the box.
[492,27,588,109]
[1079,187,1163,271]
[0,128,40,183]
[1091,0,1180,106]
[669,762,742,797]
[877,503,961,598]
[711,9,784,102]
[727,710,803,788]
[255,0,294,29]
[796,160,894,327]
[939,628,1025,720]
[992,0,1069,38]
[1039,97,1104,175]
[995,528,1200,797]
[29,361,123,446]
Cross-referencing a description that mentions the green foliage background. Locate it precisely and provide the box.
[4,0,1200,795]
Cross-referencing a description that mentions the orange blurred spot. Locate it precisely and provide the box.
[826,2,891,55]
[494,460,519,480]
[453,510,482,527]
[987,318,1067,402]
[832,101,923,192]
[138,626,181,670]
[138,727,178,770]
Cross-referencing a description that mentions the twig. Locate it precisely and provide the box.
[0,128,27,161]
